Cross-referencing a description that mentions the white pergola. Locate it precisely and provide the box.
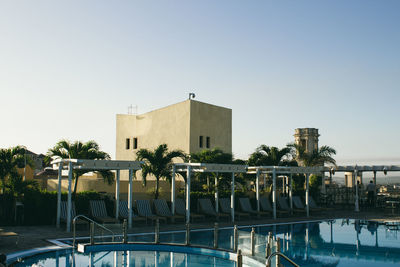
[52,159,142,232]
[324,165,400,212]
[172,163,247,223]
[247,166,325,219]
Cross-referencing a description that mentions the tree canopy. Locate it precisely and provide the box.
[136,144,186,199]
[46,140,113,199]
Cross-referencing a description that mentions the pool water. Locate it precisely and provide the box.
[12,219,400,267]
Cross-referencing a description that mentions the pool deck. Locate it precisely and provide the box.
[1,208,399,257]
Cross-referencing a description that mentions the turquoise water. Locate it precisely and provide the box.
[12,219,400,267]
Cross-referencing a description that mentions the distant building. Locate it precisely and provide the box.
[294,128,319,153]
[116,99,232,181]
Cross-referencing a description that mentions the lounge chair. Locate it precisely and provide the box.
[153,199,185,223]
[259,197,289,216]
[277,196,304,214]
[136,199,167,224]
[118,200,146,224]
[292,196,307,212]
[219,198,250,221]
[198,198,230,221]
[175,198,205,222]
[89,200,120,224]
[238,198,270,218]
[309,196,329,212]
[60,201,86,225]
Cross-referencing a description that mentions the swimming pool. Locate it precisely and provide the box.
[9,219,400,267]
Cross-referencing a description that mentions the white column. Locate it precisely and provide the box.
[305,173,310,217]
[215,172,219,213]
[231,172,235,222]
[113,251,119,267]
[256,170,260,212]
[186,166,191,224]
[66,161,73,232]
[272,168,277,219]
[171,165,176,215]
[56,163,63,228]
[115,170,120,219]
[128,169,133,228]
[354,170,359,212]
[289,174,293,211]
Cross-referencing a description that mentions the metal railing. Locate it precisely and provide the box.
[266,252,299,267]
[71,217,299,267]
[72,215,116,247]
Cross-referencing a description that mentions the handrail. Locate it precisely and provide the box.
[73,215,116,247]
[265,252,299,267]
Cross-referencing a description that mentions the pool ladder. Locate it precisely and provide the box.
[72,215,116,248]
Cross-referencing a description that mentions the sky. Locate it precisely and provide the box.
[1,1,399,166]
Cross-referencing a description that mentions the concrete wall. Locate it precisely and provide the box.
[189,100,232,154]
[116,99,232,180]
[47,177,185,200]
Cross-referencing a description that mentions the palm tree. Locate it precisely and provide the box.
[46,140,113,199]
[248,145,295,166]
[136,144,186,199]
[190,148,234,192]
[289,143,336,167]
[0,146,33,194]
[6,172,39,199]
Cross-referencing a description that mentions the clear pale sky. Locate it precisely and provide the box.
[1,1,399,165]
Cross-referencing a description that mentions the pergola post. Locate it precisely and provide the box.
[231,172,235,222]
[215,172,219,213]
[354,169,359,212]
[256,170,260,212]
[56,163,63,228]
[289,173,293,211]
[115,170,120,219]
[128,169,133,228]
[305,173,310,218]
[186,166,191,224]
[66,161,73,232]
[171,165,176,215]
[272,168,277,219]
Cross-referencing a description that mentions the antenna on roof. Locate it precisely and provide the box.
[189,93,196,100]
[128,105,138,115]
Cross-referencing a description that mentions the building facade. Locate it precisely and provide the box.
[116,99,232,180]
[294,128,319,153]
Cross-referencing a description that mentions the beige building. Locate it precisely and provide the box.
[116,99,232,181]
[294,128,319,154]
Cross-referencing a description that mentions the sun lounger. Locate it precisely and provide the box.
[309,196,329,212]
[60,201,86,225]
[259,197,289,216]
[219,198,250,221]
[198,198,230,221]
[118,200,146,223]
[153,199,185,223]
[238,198,270,218]
[277,196,305,214]
[89,200,120,224]
[175,198,205,222]
[136,199,166,224]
